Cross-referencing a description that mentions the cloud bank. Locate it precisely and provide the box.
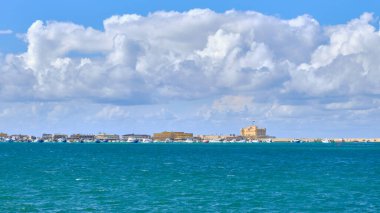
[1,9,380,136]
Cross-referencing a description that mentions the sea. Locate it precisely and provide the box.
[0,142,379,212]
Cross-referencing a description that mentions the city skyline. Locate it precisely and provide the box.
[1,1,380,138]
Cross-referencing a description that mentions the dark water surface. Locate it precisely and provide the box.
[1,143,380,212]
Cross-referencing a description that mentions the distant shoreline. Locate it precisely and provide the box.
[0,140,379,144]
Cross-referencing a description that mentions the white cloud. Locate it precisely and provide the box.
[209,95,255,114]
[0,29,12,35]
[198,95,308,121]
[0,9,380,137]
[0,9,327,104]
[94,106,130,120]
[0,108,12,117]
[286,13,380,97]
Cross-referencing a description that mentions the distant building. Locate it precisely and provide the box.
[240,125,266,139]
[96,133,120,141]
[68,134,95,141]
[153,131,193,141]
[122,134,151,141]
[42,134,53,141]
[10,135,29,141]
[0,133,7,138]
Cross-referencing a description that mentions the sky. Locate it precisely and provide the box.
[1,0,380,138]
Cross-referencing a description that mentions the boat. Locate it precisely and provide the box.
[209,139,222,143]
[33,138,43,143]
[264,139,272,143]
[291,139,302,143]
[321,139,333,143]
[127,137,139,143]
[141,138,153,143]
[5,138,13,143]
[57,138,67,143]
[184,138,194,143]
[164,138,173,143]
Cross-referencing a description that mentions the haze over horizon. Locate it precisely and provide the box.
[1,1,380,138]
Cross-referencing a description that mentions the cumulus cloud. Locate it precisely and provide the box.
[286,13,380,98]
[198,95,306,121]
[0,9,326,103]
[211,95,255,113]
[0,9,380,132]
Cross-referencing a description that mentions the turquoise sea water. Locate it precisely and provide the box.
[1,143,380,212]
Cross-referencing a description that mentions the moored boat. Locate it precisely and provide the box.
[164,138,173,143]
[127,137,139,143]
[209,139,222,143]
[321,139,333,143]
[141,138,153,143]
[5,138,14,143]
[264,138,272,143]
[291,139,302,143]
[184,138,194,143]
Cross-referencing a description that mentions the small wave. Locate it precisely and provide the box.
[75,178,87,181]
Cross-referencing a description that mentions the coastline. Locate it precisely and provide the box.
[0,138,379,143]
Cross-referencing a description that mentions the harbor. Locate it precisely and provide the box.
[1,125,379,143]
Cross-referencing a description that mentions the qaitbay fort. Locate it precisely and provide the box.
[0,124,379,143]
[240,125,267,140]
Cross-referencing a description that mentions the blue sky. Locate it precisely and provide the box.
[1,1,380,137]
